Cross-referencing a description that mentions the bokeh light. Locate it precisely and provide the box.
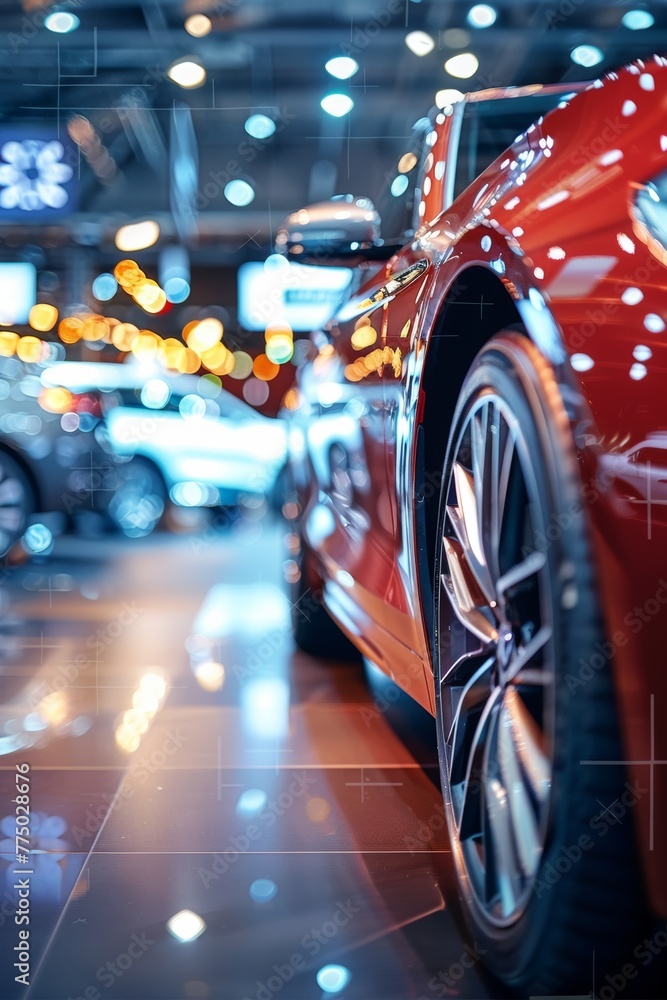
[245,114,276,139]
[243,377,270,406]
[17,336,44,363]
[253,354,280,381]
[92,273,118,301]
[230,351,253,379]
[115,220,160,252]
[321,93,354,117]
[224,179,255,206]
[185,13,212,36]
[325,56,359,79]
[167,58,206,89]
[444,52,479,78]
[29,303,58,332]
[0,331,19,356]
[186,318,224,354]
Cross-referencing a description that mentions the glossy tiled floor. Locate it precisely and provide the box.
[0,518,494,1000]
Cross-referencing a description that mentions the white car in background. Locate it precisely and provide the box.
[41,361,288,536]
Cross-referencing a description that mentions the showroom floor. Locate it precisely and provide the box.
[0,518,494,1000]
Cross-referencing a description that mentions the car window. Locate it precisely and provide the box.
[375,113,437,242]
[452,91,571,201]
[631,447,667,467]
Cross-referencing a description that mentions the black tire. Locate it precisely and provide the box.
[0,449,36,555]
[433,332,648,996]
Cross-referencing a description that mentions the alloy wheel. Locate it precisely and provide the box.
[437,391,555,927]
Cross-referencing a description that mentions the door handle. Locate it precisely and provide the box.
[360,258,429,309]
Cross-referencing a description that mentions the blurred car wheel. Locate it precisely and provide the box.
[290,539,360,662]
[107,457,166,539]
[434,332,647,995]
[0,448,36,556]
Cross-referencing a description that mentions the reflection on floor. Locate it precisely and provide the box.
[0,519,493,999]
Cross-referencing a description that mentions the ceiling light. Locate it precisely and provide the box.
[224,179,255,206]
[167,58,206,89]
[444,52,479,78]
[325,56,359,79]
[45,12,79,33]
[405,31,435,56]
[115,220,160,252]
[435,88,465,107]
[570,44,604,68]
[245,114,276,139]
[166,910,206,942]
[622,10,655,29]
[320,94,354,117]
[184,14,212,37]
[468,4,497,27]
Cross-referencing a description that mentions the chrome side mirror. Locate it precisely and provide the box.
[275,195,384,262]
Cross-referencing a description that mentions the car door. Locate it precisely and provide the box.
[299,120,452,697]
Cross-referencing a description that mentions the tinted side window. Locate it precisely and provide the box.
[633,447,667,467]
[453,93,568,200]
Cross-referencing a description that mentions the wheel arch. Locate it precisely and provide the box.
[419,263,533,600]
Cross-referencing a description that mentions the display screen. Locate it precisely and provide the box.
[0,261,36,324]
[237,260,352,331]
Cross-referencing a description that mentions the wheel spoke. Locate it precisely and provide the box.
[481,701,523,915]
[449,461,496,603]
[441,537,498,643]
[498,704,541,878]
[441,647,493,687]
[504,623,552,685]
[447,654,495,779]
[485,775,522,918]
[472,407,489,553]
[457,687,502,837]
[496,417,517,536]
[512,668,549,687]
[503,686,550,803]
[496,550,546,600]
[488,403,503,580]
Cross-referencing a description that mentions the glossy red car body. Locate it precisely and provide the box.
[291,58,667,917]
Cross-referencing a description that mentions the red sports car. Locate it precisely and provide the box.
[278,58,667,997]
